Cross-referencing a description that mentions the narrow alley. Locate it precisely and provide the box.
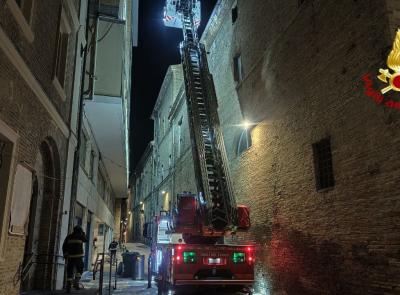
[0,0,400,294]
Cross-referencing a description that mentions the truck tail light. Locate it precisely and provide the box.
[246,246,254,264]
[183,251,197,264]
[232,252,245,264]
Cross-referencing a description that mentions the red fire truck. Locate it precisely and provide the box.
[144,1,255,294]
[146,194,254,294]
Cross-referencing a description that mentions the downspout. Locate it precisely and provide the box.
[68,0,95,233]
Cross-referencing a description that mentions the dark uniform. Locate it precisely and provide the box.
[109,240,118,258]
[62,226,88,292]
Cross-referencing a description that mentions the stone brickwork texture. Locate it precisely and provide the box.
[204,0,400,294]
[0,0,78,293]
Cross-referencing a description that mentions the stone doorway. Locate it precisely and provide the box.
[21,137,61,292]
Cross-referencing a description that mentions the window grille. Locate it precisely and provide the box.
[0,140,5,169]
[16,0,34,24]
[54,7,71,93]
[232,5,238,24]
[312,137,335,190]
[233,54,243,83]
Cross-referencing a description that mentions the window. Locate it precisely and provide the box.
[312,138,335,190]
[0,119,18,259]
[6,0,35,42]
[97,169,106,199]
[74,202,84,227]
[237,128,252,155]
[232,5,238,24]
[79,131,88,169]
[298,0,306,7]
[89,150,95,179]
[53,8,71,99]
[233,54,243,83]
[15,0,34,23]
[163,117,166,137]
[98,223,105,236]
[178,117,183,157]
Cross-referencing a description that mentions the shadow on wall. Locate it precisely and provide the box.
[252,221,393,295]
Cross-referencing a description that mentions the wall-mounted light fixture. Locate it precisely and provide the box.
[241,120,253,129]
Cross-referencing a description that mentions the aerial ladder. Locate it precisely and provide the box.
[146,1,254,293]
[164,0,249,236]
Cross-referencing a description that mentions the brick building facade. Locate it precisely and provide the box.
[132,0,400,294]
[0,0,136,293]
[0,0,80,293]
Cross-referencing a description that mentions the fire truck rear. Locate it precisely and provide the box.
[157,242,254,292]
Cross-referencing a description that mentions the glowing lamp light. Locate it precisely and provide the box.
[178,246,182,250]
[162,191,166,194]
[242,120,252,129]
[176,255,181,261]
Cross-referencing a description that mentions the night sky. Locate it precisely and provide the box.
[130,0,218,171]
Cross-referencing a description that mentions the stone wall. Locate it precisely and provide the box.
[203,0,400,294]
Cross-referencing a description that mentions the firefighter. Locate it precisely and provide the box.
[109,239,118,259]
[62,225,88,293]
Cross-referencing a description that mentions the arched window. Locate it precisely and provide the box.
[237,128,252,156]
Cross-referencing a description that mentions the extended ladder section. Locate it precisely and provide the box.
[176,1,237,231]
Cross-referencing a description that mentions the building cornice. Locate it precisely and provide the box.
[0,26,70,138]
[200,0,232,48]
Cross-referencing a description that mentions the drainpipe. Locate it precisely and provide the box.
[68,0,95,233]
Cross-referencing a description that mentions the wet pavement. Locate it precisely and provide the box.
[81,275,259,295]
[24,242,265,295]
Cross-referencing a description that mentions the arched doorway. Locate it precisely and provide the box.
[22,137,61,292]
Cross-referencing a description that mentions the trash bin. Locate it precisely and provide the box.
[132,254,145,280]
[122,252,140,278]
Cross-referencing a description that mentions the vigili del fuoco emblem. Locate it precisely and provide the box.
[378,29,400,94]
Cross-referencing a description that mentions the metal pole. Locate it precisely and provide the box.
[68,0,92,234]
[99,227,108,294]
[108,254,112,294]
[147,255,152,288]
[99,253,104,295]
[114,257,117,290]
